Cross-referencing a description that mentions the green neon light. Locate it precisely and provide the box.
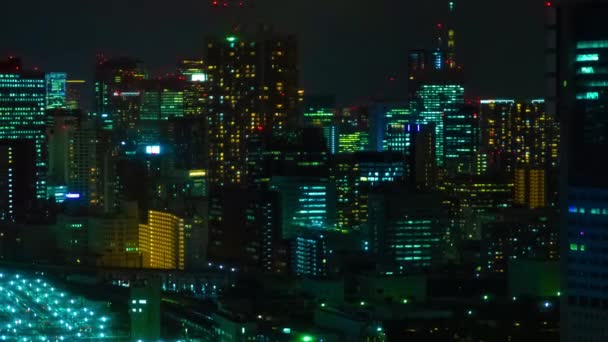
[577,92,599,100]
[570,243,578,251]
[577,41,608,49]
[581,66,595,74]
[577,54,599,62]
[226,36,238,43]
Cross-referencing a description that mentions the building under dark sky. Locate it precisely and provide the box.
[0,0,545,104]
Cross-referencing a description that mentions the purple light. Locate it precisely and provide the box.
[66,193,81,199]
[580,231,585,236]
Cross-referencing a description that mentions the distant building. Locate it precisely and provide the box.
[205,29,301,187]
[130,278,161,340]
[551,2,608,339]
[333,152,406,231]
[46,72,67,110]
[0,58,47,212]
[139,210,185,270]
[367,187,446,271]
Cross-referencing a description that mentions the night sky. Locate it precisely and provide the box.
[0,0,545,105]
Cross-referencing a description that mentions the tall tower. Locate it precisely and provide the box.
[552,0,608,340]
[0,58,47,222]
[93,56,147,142]
[205,28,301,187]
[408,1,464,168]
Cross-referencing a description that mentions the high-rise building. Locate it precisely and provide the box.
[269,176,336,239]
[478,99,516,176]
[0,141,37,223]
[333,152,406,231]
[408,1,464,167]
[66,79,87,111]
[290,233,328,278]
[336,105,370,153]
[443,175,514,245]
[139,210,185,270]
[444,103,479,176]
[514,168,547,209]
[46,72,67,110]
[367,186,446,271]
[205,29,301,187]
[303,96,335,127]
[382,106,415,153]
[479,208,558,274]
[552,1,608,340]
[177,58,211,119]
[93,56,147,139]
[0,58,47,208]
[410,123,437,191]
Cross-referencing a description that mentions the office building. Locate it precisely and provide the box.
[0,58,47,211]
[205,29,301,187]
[479,208,558,274]
[291,233,328,278]
[552,1,608,340]
[303,96,335,127]
[270,176,336,238]
[130,279,161,341]
[444,104,479,176]
[367,186,446,271]
[514,168,547,209]
[66,79,87,111]
[46,72,67,110]
[177,58,210,117]
[139,210,185,270]
[408,1,464,167]
[333,152,406,231]
[93,56,147,138]
[409,123,437,191]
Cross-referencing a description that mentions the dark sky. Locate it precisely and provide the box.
[0,0,545,105]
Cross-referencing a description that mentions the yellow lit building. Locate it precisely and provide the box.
[514,168,546,209]
[139,210,185,270]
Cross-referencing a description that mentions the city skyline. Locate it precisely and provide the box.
[0,0,545,104]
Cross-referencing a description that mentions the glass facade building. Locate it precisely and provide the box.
[0,61,47,203]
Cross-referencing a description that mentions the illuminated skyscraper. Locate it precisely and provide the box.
[139,210,185,270]
[303,96,335,127]
[46,72,67,110]
[514,168,546,209]
[382,106,414,153]
[410,123,437,191]
[66,79,87,111]
[333,152,406,231]
[138,77,186,147]
[336,105,370,153]
[177,58,210,117]
[408,1,464,167]
[478,99,516,176]
[269,176,335,238]
[290,233,328,278]
[553,1,608,340]
[205,29,301,187]
[93,56,147,139]
[0,58,47,210]
[444,104,479,176]
[368,187,446,271]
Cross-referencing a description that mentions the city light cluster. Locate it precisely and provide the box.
[0,271,113,340]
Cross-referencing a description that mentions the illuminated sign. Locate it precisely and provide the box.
[113,91,141,97]
[191,73,208,82]
[66,193,81,199]
[189,170,207,177]
[145,145,161,155]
